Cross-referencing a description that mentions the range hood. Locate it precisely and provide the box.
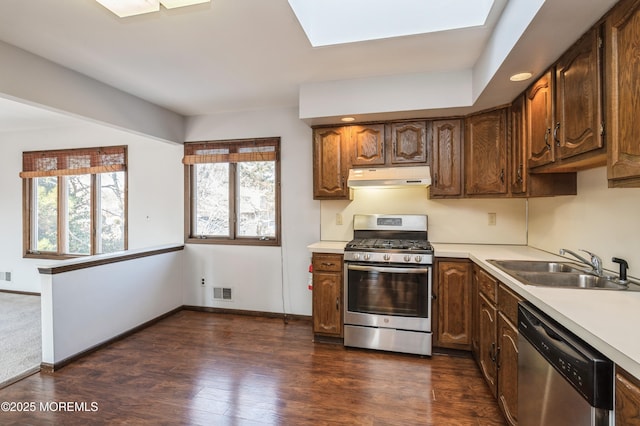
[347,166,431,188]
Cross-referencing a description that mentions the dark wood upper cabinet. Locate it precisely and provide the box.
[389,121,427,164]
[313,127,349,199]
[429,119,463,197]
[526,70,555,169]
[464,108,508,196]
[555,26,604,161]
[606,0,640,188]
[510,95,527,195]
[526,26,605,173]
[350,124,385,167]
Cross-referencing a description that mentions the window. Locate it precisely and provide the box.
[184,138,280,245]
[21,146,127,258]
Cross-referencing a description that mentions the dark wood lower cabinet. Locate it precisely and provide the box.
[311,253,343,338]
[497,312,518,426]
[470,264,521,425]
[478,292,498,397]
[434,259,472,350]
[616,366,640,425]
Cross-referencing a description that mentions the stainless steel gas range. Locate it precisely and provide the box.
[343,214,434,356]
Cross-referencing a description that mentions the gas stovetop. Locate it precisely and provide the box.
[345,238,433,252]
[344,214,434,265]
[344,238,433,265]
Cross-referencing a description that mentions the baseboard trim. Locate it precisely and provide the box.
[0,289,40,296]
[41,306,183,372]
[183,305,311,322]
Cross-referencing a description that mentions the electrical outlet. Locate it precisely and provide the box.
[336,213,343,225]
[488,212,497,226]
[201,277,205,286]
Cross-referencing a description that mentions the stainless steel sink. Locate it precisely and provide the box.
[487,259,640,291]
[488,260,587,273]
[511,271,629,290]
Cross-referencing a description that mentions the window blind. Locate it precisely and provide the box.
[20,146,127,178]
[182,138,278,165]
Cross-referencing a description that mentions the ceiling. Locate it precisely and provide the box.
[0,0,621,131]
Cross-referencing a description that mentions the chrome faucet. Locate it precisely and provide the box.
[559,248,604,277]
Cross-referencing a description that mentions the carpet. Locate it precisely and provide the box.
[0,292,41,388]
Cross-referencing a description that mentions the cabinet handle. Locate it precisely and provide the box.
[496,346,501,368]
[499,169,505,184]
[554,122,561,147]
[434,172,438,185]
[489,342,496,362]
[336,297,339,311]
[321,262,335,267]
[544,128,551,150]
[516,166,523,184]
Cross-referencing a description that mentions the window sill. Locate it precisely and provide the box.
[185,237,280,247]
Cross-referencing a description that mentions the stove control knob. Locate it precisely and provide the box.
[383,254,391,261]
[403,255,411,262]
[353,253,360,260]
[364,254,371,261]
[414,255,422,263]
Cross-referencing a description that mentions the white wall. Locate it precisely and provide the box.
[320,187,527,245]
[528,166,640,279]
[183,107,320,316]
[40,247,183,365]
[0,122,184,293]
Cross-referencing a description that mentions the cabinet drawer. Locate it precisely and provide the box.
[313,253,343,272]
[498,284,522,325]
[477,267,497,303]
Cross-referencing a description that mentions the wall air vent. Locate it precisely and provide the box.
[213,287,233,301]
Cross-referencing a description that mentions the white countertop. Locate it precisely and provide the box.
[308,240,640,379]
[307,241,349,254]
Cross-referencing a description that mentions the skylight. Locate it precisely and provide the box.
[288,0,497,47]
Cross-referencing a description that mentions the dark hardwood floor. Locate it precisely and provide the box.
[0,311,504,425]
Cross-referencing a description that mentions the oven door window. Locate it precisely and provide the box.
[347,264,429,317]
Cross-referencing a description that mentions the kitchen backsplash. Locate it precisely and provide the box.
[528,166,640,278]
[320,187,527,244]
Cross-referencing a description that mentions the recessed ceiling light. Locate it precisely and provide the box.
[341,117,356,122]
[510,72,533,82]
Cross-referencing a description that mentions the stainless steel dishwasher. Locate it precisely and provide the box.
[518,302,613,426]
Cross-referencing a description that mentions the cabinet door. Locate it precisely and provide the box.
[478,292,498,397]
[312,270,343,337]
[497,313,518,426]
[434,260,472,349]
[606,0,640,187]
[555,26,604,160]
[389,121,427,164]
[429,120,463,197]
[616,366,640,425]
[527,70,555,168]
[510,95,527,195]
[350,124,385,167]
[464,109,508,196]
[313,127,349,199]
[471,266,480,361]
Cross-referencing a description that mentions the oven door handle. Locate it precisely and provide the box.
[347,264,430,274]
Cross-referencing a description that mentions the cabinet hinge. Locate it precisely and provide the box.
[598,36,603,49]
